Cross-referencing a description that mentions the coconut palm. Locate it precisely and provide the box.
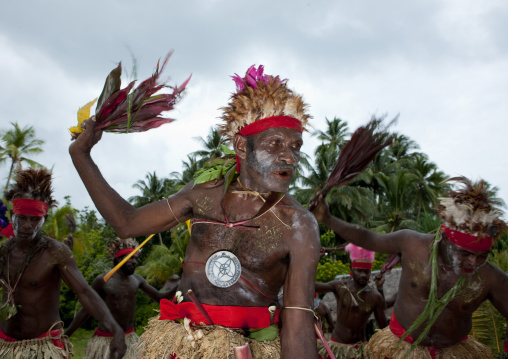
[0,122,44,193]
[128,171,168,245]
[191,127,224,165]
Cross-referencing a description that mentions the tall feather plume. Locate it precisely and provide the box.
[308,116,395,211]
[345,243,375,263]
[5,168,57,208]
[438,176,507,240]
[218,65,311,142]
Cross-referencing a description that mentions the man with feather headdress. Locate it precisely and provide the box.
[65,237,178,359]
[315,244,387,359]
[0,168,126,358]
[69,65,321,358]
[313,177,508,359]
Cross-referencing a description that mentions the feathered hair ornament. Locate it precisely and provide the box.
[345,243,375,263]
[5,168,56,208]
[218,65,311,142]
[438,176,507,242]
[108,237,140,258]
[70,51,191,139]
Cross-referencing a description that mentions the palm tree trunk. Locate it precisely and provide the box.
[4,159,15,194]
[158,232,164,246]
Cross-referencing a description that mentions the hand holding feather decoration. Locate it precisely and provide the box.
[69,51,191,139]
[308,117,395,212]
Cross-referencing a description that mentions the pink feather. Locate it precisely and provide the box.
[345,243,375,263]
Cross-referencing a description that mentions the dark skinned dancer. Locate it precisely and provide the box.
[0,168,126,359]
[315,243,387,359]
[65,237,179,358]
[69,65,321,359]
[312,177,508,359]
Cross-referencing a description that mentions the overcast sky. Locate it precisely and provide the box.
[1,0,507,217]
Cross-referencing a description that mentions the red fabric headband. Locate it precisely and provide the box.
[351,261,373,270]
[115,248,136,258]
[13,199,49,217]
[441,225,493,252]
[236,116,303,172]
[237,116,303,137]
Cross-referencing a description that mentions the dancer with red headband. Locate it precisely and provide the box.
[315,244,387,359]
[312,177,508,359]
[70,65,321,358]
[0,168,126,358]
[65,237,178,358]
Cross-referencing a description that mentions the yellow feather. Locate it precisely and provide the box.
[69,98,97,136]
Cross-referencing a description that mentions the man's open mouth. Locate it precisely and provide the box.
[461,267,474,274]
[273,170,293,178]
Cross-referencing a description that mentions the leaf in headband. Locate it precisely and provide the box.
[96,63,122,115]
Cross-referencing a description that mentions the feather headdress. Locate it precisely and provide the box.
[345,243,375,263]
[5,168,56,208]
[438,176,507,241]
[108,237,140,258]
[218,65,311,142]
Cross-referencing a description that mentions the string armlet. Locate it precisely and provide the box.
[167,198,181,224]
[285,306,317,319]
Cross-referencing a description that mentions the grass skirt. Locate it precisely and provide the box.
[365,326,493,359]
[134,315,281,359]
[317,338,366,359]
[0,332,73,358]
[83,331,139,359]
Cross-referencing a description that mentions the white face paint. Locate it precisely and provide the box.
[12,213,45,240]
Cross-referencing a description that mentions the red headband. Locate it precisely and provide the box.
[237,116,303,137]
[236,116,303,172]
[115,248,136,258]
[13,199,49,217]
[441,225,493,252]
[351,261,373,270]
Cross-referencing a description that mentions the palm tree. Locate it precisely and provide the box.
[0,122,44,193]
[312,117,350,152]
[191,127,224,165]
[170,154,201,188]
[128,171,167,245]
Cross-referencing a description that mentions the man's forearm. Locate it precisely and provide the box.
[65,308,90,337]
[78,287,122,335]
[280,310,319,359]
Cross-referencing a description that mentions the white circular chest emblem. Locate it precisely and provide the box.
[205,250,242,288]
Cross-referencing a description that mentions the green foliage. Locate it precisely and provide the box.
[136,225,189,287]
[134,290,159,336]
[471,300,507,354]
[315,257,349,282]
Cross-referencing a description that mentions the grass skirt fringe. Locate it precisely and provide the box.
[317,338,366,359]
[365,326,493,359]
[0,333,73,359]
[83,331,139,359]
[134,315,281,359]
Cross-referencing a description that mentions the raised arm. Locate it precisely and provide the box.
[137,274,179,302]
[315,280,339,294]
[312,197,407,255]
[69,118,193,238]
[55,244,126,358]
[281,214,321,359]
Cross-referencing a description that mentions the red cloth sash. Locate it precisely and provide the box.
[0,327,66,352]
[94,327,134,337]
[12,199,49,217]
[441,225,493,251]
[0,223,14,238]
[389,312,467,359]
[351,261,373,270]
[159,299,279,329]
[115,248,135,258]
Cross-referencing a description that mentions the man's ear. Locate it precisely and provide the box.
[233,134,248,162]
